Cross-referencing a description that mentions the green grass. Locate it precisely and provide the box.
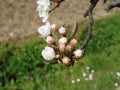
[0,13,120,90]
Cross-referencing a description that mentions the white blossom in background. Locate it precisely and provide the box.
[77,78,80,82]
[114,83,119,87]
[116,72,120,77]
[71,80,75,84]
[37,0,50,22]
[91,70,95,73]
[86,66,90,70]
[89,74,93,80]
[38,21,51,37]
[83,72,86,77]
[42,46,55,60]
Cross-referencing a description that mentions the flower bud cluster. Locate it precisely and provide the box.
[38,23,83,66]
[37,0,84,66]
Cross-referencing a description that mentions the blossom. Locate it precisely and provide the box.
[38,21,51,37]
[58,26,66,35]
[46,36,54,45]
[37,0,50,8]
[73,49,83,58]
[42,46,55,60]
[37,5,49,22]
[51,24,57,31]
[65,45,73,52]
[37,0,50,22]
[70,39,78,47]
[59,44,65,52]
[59,37,67,44]
[62,57,71,66]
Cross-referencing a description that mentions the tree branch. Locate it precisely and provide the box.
[105,0,120,12]
[49,0,64,13]
[80,0,99,50]
[84,0,99,17]
[68,21,78,42]
[80,12,93,50]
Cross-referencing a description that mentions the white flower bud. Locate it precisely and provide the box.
[73,49,83,58]
[65,45,73,52]
[70,39,78,47]
[46,36,54,45]
[51,24,57,31]
[59,37,67,44]
[62,57,71,66]
[59,44,65,52]
[58,26,66,35]
[114,83,119,87]
[42,46,55,61]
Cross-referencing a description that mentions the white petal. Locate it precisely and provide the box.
[38,22,51,37]
[42,15,49,22]
[37,0,50,7]
[41,46,55,61]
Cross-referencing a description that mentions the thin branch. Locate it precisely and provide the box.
[49,4,59,13]
[80,12,93,50]
[68,21,78,42]
[49,0,64,13]
[80,0,99,50]
[84,0,99,17]
[105,0,120,12]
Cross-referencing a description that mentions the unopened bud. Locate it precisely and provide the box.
[73,49,83,58]
[58,26,66,35]
[59,37,67,44]
[70,39,78,46]
[51,24,57,31]
[65,45,73,52]
[59,44,65,52]
[62,57,71,66]
[46,36,55,45]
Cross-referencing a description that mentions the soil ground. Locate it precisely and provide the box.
[0,0,119,43]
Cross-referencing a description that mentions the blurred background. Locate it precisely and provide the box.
[0,0,119,43]
[0,0,120,90]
